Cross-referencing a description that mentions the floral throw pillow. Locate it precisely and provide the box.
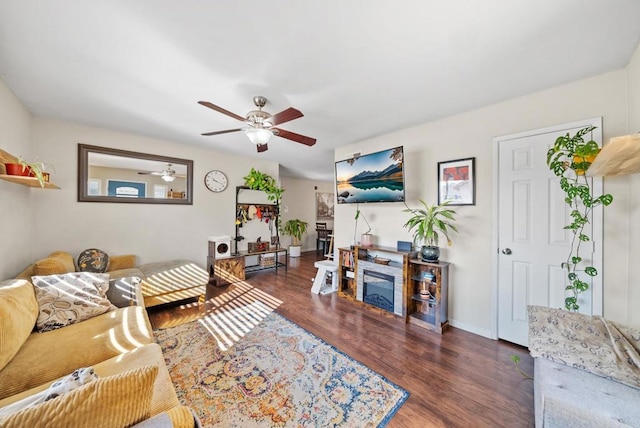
[31,272,116,332]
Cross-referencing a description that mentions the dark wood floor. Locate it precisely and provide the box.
[148,251,534,428]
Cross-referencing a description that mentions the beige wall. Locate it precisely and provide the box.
[0,79,34,279]
[335,69,632,336]
[29,117,279,267]
[626,42,640,326]
[280,177,334,251]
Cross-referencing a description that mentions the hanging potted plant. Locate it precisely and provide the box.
[546,125,613,311]
[282,219,308,257]
[403,200,458,261]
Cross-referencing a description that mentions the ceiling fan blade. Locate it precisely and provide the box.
[198,101,245,122]
[273,128,316,146]
[257,143,268,153]
[269,107,303,126]
[137,171,152,175]
[201,128,243,136]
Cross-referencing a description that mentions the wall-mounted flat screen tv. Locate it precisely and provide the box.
[335,146,405,204]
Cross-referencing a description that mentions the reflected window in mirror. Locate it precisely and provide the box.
[78,144,193,205]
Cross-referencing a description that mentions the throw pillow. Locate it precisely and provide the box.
[77,248,110,273]
[0,365,158,428]
[107,254,137,272]
[0,280,38,371]
[33,251,76,276]
[31,272,115,332]
[107,276,142,307]
[0,367,99,418]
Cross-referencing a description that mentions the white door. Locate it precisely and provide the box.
[494,118,603,346]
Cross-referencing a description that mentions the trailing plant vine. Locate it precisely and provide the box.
[546,126,613,311]
[242,168,284,203]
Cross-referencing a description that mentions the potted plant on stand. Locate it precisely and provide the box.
[283,219,309,257]
[403,200,458,261]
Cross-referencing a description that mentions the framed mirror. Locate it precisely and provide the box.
[78,144,194,205]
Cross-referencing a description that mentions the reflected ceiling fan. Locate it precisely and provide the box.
[198,95,316,153]
[137,163,185,183]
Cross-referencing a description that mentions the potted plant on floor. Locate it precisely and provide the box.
[283,219,309,257]
[403,200,458,261]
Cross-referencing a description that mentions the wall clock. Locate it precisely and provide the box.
[204,170,228,193]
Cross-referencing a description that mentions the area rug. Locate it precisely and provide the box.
[154,303,409,427]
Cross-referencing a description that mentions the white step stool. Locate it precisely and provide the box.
[311,260,338,295]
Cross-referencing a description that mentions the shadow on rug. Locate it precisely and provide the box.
[154,297,409,427]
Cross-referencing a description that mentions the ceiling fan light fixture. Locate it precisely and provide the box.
[245,127,273,146]
[162,174,176,182]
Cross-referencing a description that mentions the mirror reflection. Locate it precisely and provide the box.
[78,144,194,204]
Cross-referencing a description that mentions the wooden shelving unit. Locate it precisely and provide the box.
[338,247,356,299]
[0,148,59,189]
[408,259,450,334]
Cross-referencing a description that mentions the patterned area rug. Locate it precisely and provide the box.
[154,294,409,427]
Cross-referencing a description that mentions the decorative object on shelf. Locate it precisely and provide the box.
[5,157,49,187]
[546,125,613,311]
[403,200,458,261]
[248,238,270,253]
[437,157,475,205]
[373,256,390,265]
[354,205,373,247]
[283,219,309,257]
[204,170,228,192]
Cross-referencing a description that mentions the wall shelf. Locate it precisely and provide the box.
[0,148,59,189]
[0,174,60,189]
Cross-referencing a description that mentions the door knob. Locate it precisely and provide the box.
[502,248,512,255]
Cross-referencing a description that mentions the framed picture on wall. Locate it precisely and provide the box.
[316,192,334,220]
[438,157,475,205]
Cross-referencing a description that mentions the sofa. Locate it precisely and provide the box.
[528,305,640,427]
[0,250,207,427]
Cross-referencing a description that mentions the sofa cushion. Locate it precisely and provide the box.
[77,248,110,273]
[0,367,99,417]
[33,251,76,276]
[0,365,158,428]
[0,306,153,400]
[107,276,142,308]
[108,254,137,272]
[0,280,38,371]
[31,272,115,332]
[0,344,179,417]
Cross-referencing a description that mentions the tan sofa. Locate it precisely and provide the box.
[0,251,206,427]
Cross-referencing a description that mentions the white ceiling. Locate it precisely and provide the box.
[1,1,639,182]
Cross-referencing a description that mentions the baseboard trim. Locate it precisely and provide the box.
[449,319,494,339]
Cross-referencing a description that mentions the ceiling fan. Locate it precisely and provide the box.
[137,163,185,182]
[198,95,316,153]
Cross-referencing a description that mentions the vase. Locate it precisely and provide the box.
[4,163,31,176]
[421,245,440,262]
[360,234,374,248]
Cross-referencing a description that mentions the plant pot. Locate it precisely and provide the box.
[421,245,440,262]
[4,163,31,176]
[360,234,374,248]
[289,245,301,257]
